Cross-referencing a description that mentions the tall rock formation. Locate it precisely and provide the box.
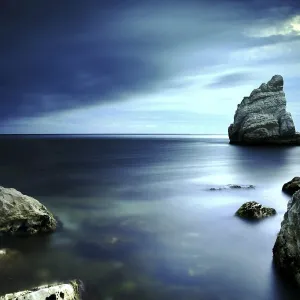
[228,75,300,144]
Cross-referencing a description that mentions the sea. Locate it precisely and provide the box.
[0,134,299,300]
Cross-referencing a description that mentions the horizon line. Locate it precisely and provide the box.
[0,133,228,136]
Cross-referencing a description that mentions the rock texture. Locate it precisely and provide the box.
[0,279,84,300]
[228,75,300,144]
[273,190,300,285]
[0,186,57,235]
[235,201,276,219]
[282,177,300,196]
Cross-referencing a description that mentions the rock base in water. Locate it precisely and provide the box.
[0,186,57,235]
[282,177,300,195]
[229,133,300,145]
[0,279,84,300]
[235,201,276,219]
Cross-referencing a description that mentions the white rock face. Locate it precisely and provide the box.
[228,75,299,144]
[273,190,300,285]
[0,186,57,235]
[0,280,83,300]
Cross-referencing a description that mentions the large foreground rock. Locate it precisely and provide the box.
[273,190,300,285]
[235,201,276,219]
[0,279,83,300]
[0,186,57,235]
[282,177,300,196]
[228,75,300,145]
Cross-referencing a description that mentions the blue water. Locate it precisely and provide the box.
[0,135,299,300]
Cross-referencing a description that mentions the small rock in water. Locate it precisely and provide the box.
[210,184,254,191]
[228,184,254,189]
[235,201,276,219]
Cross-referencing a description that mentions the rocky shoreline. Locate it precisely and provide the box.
[0,187,83,299]
[209,178,300,287]
[226,75,300,285]
[2,176,300,297]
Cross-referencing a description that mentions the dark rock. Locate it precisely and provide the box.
[209,184,255,191]
[282,177,300,195]
[273,190,300,286]
[235,201,276,219]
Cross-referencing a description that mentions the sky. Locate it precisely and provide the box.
[1,0,300,134]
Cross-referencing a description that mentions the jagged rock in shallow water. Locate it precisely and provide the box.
[228,75,300,145]
[273,190,300,286]
[235,201,276,219]
[282,177,300,196]
[0,279,84,300]
[210,184,255,191]
[0,186,57,235]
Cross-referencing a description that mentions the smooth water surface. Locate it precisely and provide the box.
[0,135,299,300]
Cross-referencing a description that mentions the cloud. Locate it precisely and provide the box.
[1,0,300,133]
[244,15,300,38]
[205,72,255,88]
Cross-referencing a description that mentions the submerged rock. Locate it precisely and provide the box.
[119,280,138,293]
[35,268,52,281]
[228,75,300,145]
[235,201,276,219]
[74,233,141,261]
[282,177,300,195]
[273,190,300,285]
[210,184,255,191]
[0,248,22,263]
[0,186,57,235]
[0,279,84,300]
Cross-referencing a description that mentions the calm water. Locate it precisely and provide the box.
[0,135,299,300]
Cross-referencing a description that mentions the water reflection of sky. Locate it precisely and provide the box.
[0,137,300,299]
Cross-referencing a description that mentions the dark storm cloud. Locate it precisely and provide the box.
[0,0,168,119]
[1,0,300,123]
